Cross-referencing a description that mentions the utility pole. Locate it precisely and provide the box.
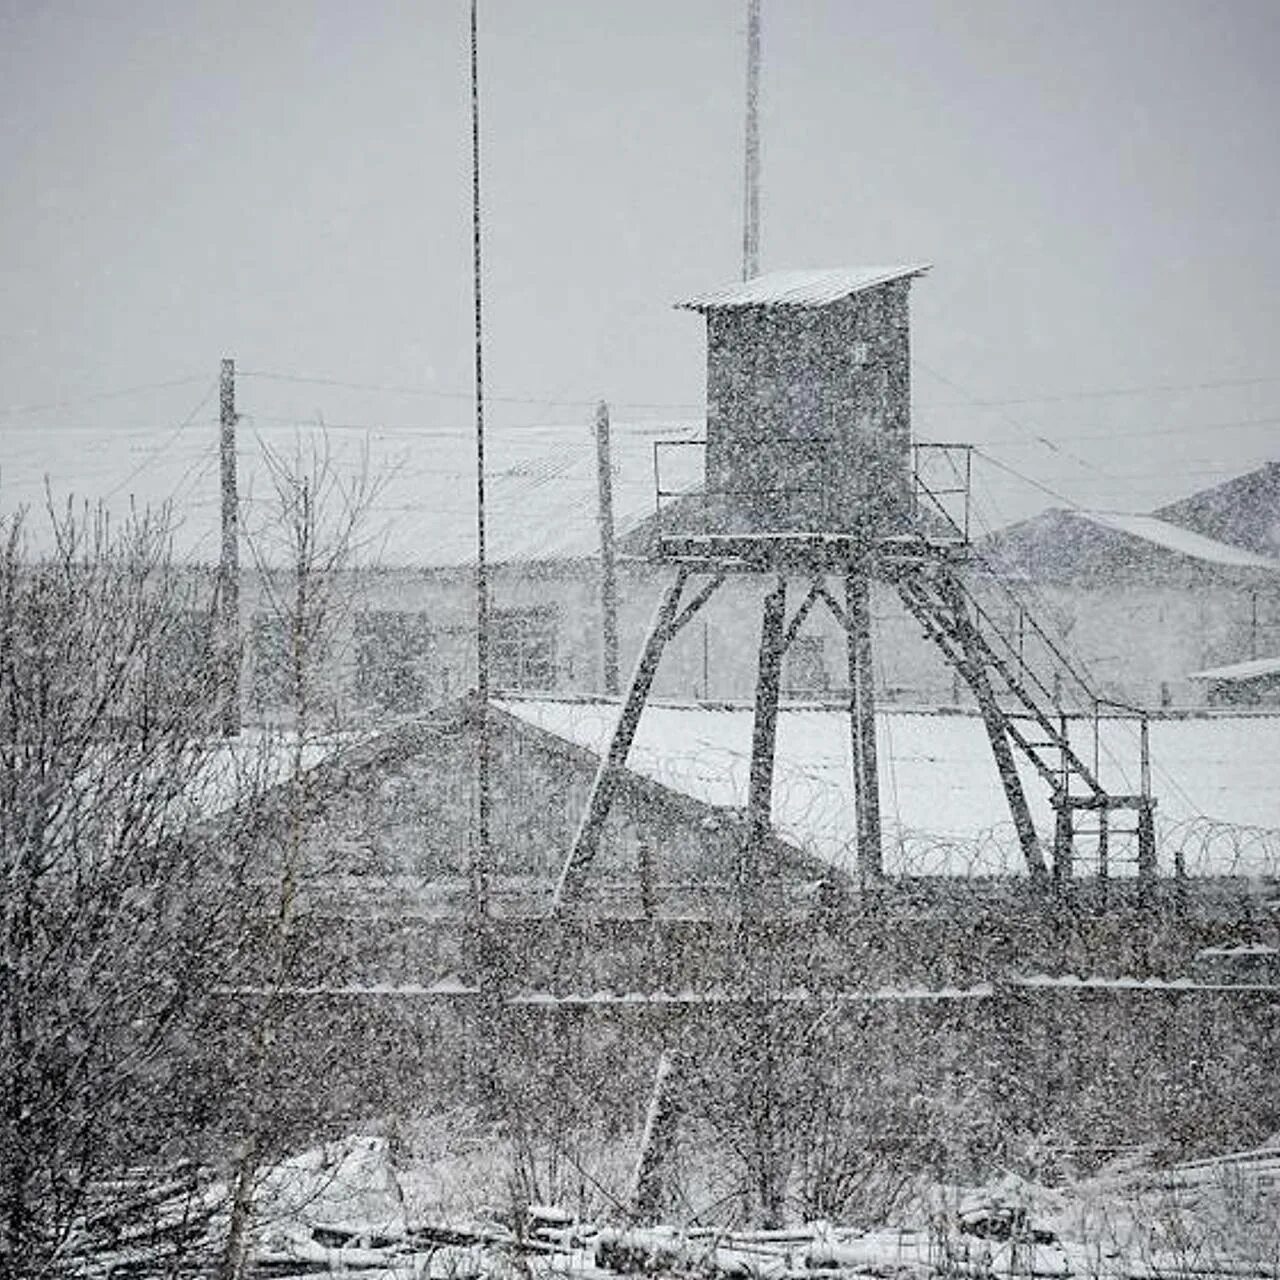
[470,0,492,917]
[218,357,240,737]
[742,0,762,280]
[595,400,620,696]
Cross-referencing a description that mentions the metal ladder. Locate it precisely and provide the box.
[893,558,1157,891]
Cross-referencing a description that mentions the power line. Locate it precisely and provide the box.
[917,359,1111,480]
[102,382,218,501]
[12,402,1270,449]
[2,395,217,497]
[3,417,221,437]
[918,411,1280,449]
[914,370,1280,409]
[238,368,702,413]
[969,448,1279,509]
[5,361,1277,423]
[170,441,221,510]
[975,453,1277,489]
[0,375,208,417]
[972,449,1085,510]
[236,412,699,437]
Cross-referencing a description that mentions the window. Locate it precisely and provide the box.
[492,606,558,691]
[354,611,435,712]
[783,635,829,698]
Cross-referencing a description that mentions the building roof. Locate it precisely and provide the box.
[1155,460,1280,558]
[496,697,1280,878]
[3,413,685,569]
[1081,511,1280,570]
[675,265,931,312]
[354,420,671,567]
[1188,655,1280,682]
[976,506,1280,581]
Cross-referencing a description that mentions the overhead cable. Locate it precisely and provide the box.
[0,374,209,418]
[915,369,1280,409]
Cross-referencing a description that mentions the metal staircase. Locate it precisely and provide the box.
[892,556,1157,891]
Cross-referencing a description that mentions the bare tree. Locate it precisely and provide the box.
[217,435,383,1279]
[0,497,256,1278]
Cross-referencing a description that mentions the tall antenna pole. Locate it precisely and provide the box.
[218,357,241,737]
[470,0,491,914]
[742,0,762,280]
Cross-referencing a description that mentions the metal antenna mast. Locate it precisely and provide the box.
[742,0,762,280]
[470,0,491,913]
[218,357,240,737]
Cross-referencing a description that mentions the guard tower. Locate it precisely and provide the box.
[553,267,1157,913]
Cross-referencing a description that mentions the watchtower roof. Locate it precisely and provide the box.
[676,264,930,312]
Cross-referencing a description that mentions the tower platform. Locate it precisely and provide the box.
[653,529,971,574]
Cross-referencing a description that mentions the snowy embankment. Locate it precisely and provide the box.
[500,701,1280,879]
[174,1134,1280,1280]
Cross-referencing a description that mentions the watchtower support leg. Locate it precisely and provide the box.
[1053,803,1074,884]
[745,577,789,902]
[844,570,883,884]
[553,567,697,912]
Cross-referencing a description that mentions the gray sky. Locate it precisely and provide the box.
[3,0,1279,549]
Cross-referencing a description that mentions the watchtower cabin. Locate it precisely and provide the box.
[683,265,923,542]
[553,266,1161,917]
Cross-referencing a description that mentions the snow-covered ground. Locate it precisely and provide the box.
[228,1131,1280,1280]
[500,700,1280,878]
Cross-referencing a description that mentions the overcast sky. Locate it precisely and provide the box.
[3,0,1279,550]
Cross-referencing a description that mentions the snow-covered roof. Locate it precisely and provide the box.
[676,265,930,311]
[2,412,680,568]
[1080,511,1280,570]
[1188,655,1280,682]
[495,698,1280,879]
[977,507,1280,581]
[1155,460,1280,559]
[353,421,667,567]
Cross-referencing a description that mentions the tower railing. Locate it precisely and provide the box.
[652,436,707,529]
[651,435,974,553]
[911,442,973,544]
[653,435,840,537]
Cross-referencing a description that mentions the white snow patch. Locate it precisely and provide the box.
[499,701,1280,878]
